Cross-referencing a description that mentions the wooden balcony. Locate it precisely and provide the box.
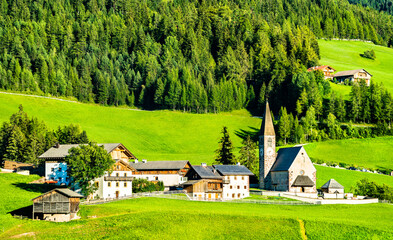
[104,176,134,181]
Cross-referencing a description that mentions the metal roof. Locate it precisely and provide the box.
[270,146,302,172]
[32,188,83,200]
[38,143,126,159]
[213,165,254,176]
[260,101,275,136]
[192,165,222,179]
[129,160,189,170]
[334,69,372,78]
[321,179,344,189]
[292,175,315,187]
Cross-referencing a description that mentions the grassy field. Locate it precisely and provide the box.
[1,173,393,239]
[318,40,393,97]
[305,137,393,171]
[0,93,261,165]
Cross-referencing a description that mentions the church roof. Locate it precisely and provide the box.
[270,146,303,172]
[292,175,315,187]
[213,165,254,176]
[260,101,275,136]
[321,179,344,189]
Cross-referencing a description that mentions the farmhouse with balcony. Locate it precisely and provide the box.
[259,102,316,194]
[307,65,336,79]
[129,160,191,190]
[32,188,83,222]
[334,69,372,86]
[213,165,253,199]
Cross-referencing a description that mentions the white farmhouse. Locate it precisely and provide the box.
[129,160,191,190]
[93,160,136,199]
[213,165,254,200]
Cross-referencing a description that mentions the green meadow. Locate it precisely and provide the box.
[305,137,393,171]
[318,40,393,97]
[1,173,393,239]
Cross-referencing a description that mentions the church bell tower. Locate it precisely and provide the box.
[259,101,276,189]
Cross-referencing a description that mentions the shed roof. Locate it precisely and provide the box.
[39,143,134,159]
[321,179,344,189]
[334,69,372,78]
[129,160,189,171]
[260,101,275,136]
[192,165,222,179]
[32,188,83,201]
[292,175,315,187]
[213,165,254,176]
[270,146,302,172]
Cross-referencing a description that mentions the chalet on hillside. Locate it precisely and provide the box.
[307,65,336,79]
[32,188,83,222]
[129,160,191,190]
[334,69,372,86]
[182,163,223,200]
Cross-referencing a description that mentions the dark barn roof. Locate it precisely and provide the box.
[32,188,83,201]
[270,146,302,172]
[292,175,315,187]
[129,160,189,171]
[192,165,222,179]
[321,179,344,189]
[213,165,254,176]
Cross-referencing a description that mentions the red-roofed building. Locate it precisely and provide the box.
[307,65,336,80]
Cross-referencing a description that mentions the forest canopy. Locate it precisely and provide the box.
[0,0,392,114]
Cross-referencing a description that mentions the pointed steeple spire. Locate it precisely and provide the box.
[260,101,275,136]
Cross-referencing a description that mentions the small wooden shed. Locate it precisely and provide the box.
[32,188,83,222]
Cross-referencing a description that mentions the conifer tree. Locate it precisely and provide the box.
[215,127,236,165]
[239,135,258,175]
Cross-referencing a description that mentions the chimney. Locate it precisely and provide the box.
[201,163,207,167]
[142,159,147,163]
[54,142,60,148]
[134,159,138,163]
[236,162,241,166]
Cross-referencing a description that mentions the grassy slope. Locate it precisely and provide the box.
[318,39,393,97]
[1,174,393,239]
[305,137,393,171]
[0,93,260,165]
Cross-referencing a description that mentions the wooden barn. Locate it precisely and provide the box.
[32,188,83,222]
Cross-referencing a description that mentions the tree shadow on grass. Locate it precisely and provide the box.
[8,205,33,219]
[12,183,64,194]
[235,127,260,142]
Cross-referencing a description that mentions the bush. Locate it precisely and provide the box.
[132,178,164,193]
[360,50,376,60]
[353,178,393,201]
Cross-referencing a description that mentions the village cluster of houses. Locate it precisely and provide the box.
[3,101,350,222]
[307,65,372,86]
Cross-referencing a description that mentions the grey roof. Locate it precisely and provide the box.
[38,143,123,159]
[260,101,275,136]
[129,160,189,170]
[181,180,203,185]
[321,179,344,189]
[270,146,302,172]
[32,188,83,200]
[292,175,315,187]
[334,69,372,78]
[192,165,222,179]
[213,165,254,176]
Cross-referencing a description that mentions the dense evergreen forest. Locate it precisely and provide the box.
[348,0,393,16]
[0,0,393,115]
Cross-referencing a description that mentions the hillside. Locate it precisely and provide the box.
[319,40,393,97]
[1,174,393,239]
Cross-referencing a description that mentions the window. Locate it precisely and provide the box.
[242,176,244,180]
[124,182,127,187]
[117,165,120,170]
[232,194,235,198]
[227,194,229,197]
[234,176,237,180]
[155,177,158,180]
[244,185,247,189]
[51,168,54,172]
[237,186,240,189]
[108,182,111,187]
[116,173,119,177]
[124,173,127,177]
[58,177,62,182]
[238,193,241,198]
[230,185,233,189]
[95,182,99,188]
[116,182,119,187]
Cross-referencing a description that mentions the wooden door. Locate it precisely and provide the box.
[208,193,211,199]
[115,191,119,199]
[215,193,218,199]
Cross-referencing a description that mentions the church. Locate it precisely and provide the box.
[259,102,316,193]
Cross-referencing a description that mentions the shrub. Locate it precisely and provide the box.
[132,178,164,193]
[360,50,376,60]
[353,178,393,201]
